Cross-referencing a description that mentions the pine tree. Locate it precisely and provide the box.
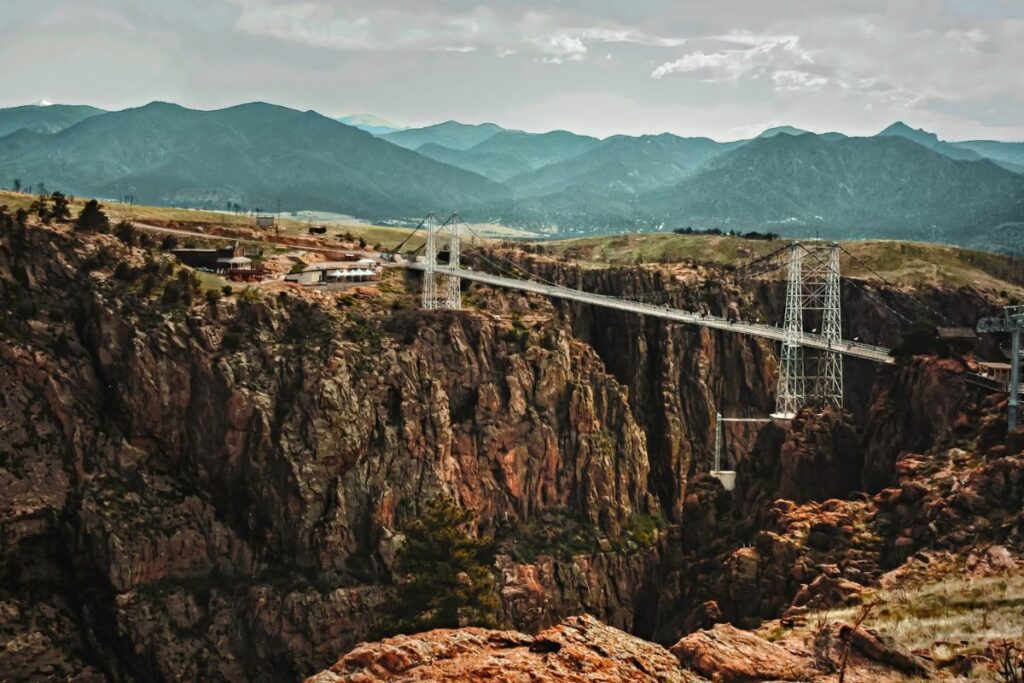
[50,192,71,222]
[384,496,501,634]
[30,194,52,224]
[76,199,110,233]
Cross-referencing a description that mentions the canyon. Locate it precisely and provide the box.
[2,210,1023,681]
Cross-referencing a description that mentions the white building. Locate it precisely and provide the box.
[285,259,379,286]
[217,255,252,271]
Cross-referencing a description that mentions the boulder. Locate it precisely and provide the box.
[307,614,707,682]
[670,623,814,682]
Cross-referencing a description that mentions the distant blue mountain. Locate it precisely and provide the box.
[335,114,405,135]
[382,121,508,151]
[2,101,1022,252]
[0,102,506,218]
[416,130,600,182]
[0,103,105,137]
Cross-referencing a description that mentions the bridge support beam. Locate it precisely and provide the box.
[774,244,805,421]
[773,242,844,422]
[421,213,462,310]
[807,243,843,409]
[442,216,461,309]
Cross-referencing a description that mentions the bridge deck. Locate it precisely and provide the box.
[405,264,895,364]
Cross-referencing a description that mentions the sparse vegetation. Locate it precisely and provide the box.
[284,298,335,347]
[160,268,202,306]
[499,508,603,562]
[799,567,1024,677]
[50,192,71,222]
[623,512,668,548]
[114,220,138,246]
[673,226,779,241]
[384,496,501,634]
[238,286,261,303]
[996,641,1024,683]
[542,232,1024,296]
[30,194,52,224]
[837,600,879,683]
[76,199,110,233]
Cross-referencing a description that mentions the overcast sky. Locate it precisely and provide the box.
[1,0,1022,141]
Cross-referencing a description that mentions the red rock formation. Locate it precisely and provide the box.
[861,357,970,492]
[306,615,706,683]
[671,623,814,682]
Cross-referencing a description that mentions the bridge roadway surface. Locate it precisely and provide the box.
[404,264,895,364]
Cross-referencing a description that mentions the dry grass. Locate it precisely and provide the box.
[542,232,1024,295]
[807,571,1024,671]
[0,190,526,252]
[5,190,1021,294]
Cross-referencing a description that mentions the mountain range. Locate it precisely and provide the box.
[0,102,502,218]
[335,114,405,135]
[1,101,1022,252]
[0,103,104,137]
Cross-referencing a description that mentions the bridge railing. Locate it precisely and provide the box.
[416,264,893,362]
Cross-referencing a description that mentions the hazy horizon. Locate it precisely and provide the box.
[6,98,1024,145]
[2,0,1022,142]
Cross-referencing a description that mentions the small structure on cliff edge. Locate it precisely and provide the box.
[935,326,978,355]
[977,304,1024,431]
[285,259,380,286]
[172,242,263,281]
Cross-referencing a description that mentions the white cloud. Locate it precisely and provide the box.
[578,27,688,48]
[771,69,828,91]
[946,27,987,52]
[536,33,587,58]
[229,0,687,64]
[651,34,812,82]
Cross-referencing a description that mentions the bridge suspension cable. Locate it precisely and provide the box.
[388,212,433,258]
[834,244,953,326]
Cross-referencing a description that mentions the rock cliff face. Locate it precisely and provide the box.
[1,221,659,680]
[2,218,1021,682]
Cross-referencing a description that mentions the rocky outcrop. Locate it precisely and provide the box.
[671,623,814,682]
[307,614,707,683]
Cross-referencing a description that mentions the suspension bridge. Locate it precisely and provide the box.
[391,213,905,423]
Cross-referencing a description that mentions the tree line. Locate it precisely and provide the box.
[673,226,780,240]
[15,191,112,234]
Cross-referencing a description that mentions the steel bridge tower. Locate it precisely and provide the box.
[803,243,844,409]
[773,242,843,420]
[774,244,806,419]
[421,213,462,310]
